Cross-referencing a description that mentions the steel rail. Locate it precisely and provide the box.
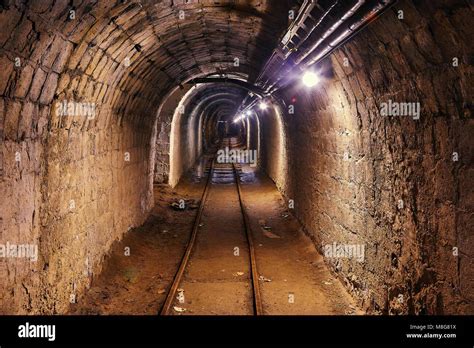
[159,146,263,315]
[232,163,263,315]
[159,156,216,315]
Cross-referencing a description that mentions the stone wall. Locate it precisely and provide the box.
[259,103,290,196]
[267,0,473,314]
[0,1,157,313]
[0,0,283,312]
[1,0,471,315]
[169,86,203,188]
[154,87,191,185]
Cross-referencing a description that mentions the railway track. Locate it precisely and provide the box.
[160,138,263,315]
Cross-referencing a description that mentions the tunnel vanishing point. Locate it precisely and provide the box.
[0,0,473,316]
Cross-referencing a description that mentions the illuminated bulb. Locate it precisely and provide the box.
[259,101,268,110]
[245,110,252,116]
[302,71,319,88]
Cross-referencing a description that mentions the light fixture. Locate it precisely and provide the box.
[258,101,268,110]
[302,71,319,88]
[245,110,252,116]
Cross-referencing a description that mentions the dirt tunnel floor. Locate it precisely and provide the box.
[69,159,360,315]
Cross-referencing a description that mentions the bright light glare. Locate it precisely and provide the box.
[245,110,252,116]
[233,114,244,123]
[259,102,268,110]
[302,71,319,87]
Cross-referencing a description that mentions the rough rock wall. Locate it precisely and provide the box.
[270,0,473,314]
[0,2,156,314]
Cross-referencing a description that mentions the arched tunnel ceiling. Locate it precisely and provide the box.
[186,84,246,113]
[183,83,247,131]
[2,0,296,126]
[2,0,473,319]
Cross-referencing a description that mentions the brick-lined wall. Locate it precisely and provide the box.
[1,0,283,313]
[266,0,473,314]
[1,0,471,315]
[0,1,159,313]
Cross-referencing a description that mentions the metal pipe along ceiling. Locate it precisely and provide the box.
[255,0,397,94]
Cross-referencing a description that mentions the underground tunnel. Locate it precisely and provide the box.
[0,0,473,330]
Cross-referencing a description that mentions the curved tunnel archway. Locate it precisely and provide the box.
[0,0,293,313]
[0,0,472,317]
[167,83,247,187]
